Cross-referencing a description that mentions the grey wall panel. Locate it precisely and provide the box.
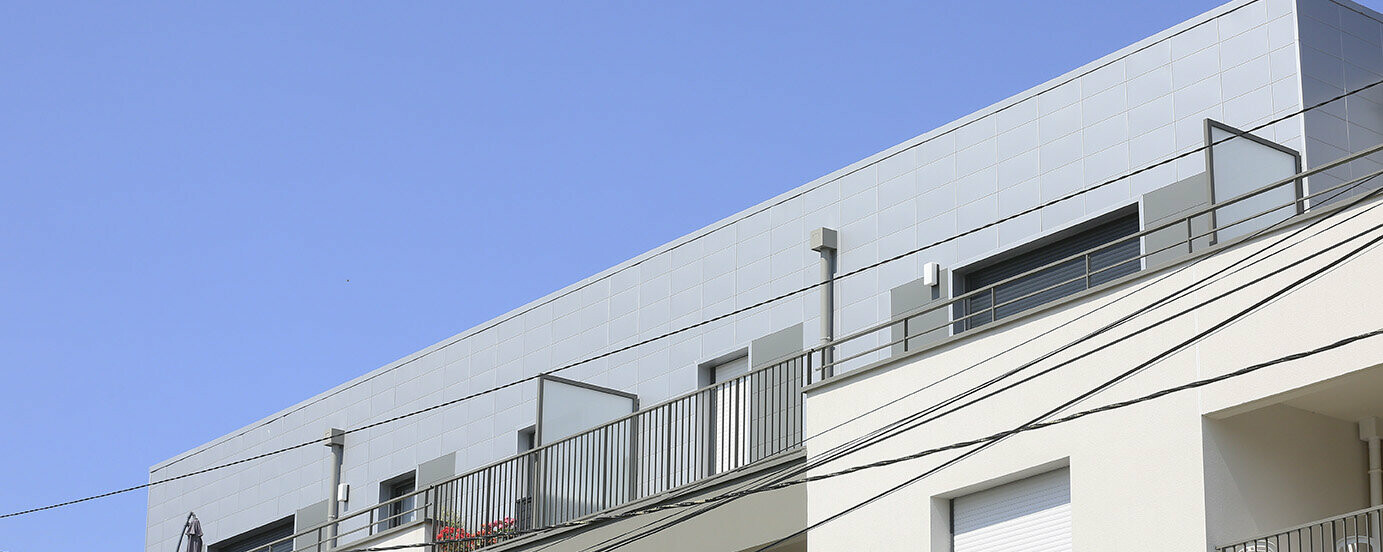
[293,500,328,551]
[749,324,804,368]
[416,452,456,488]
[890,270,950,355]
[1142,172,1213,269]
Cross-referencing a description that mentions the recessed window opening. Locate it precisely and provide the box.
[209,517,294,552]
[379,472,417,530]
[955,209,1141,333]
[952,468,1071,552]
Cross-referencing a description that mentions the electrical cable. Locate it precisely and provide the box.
[329,327,1383,552]
[747,218,1383,552]
[155,0,1276,474]
[568,176,1383,552]
[6,70,1380,527]
[243,161,1383,552]
[565,173,1383,552]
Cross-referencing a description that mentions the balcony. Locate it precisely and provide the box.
[251,142,1381,552]
[1217,507,1382,552]
[1206,356,1383,552]
[254,354,813,552]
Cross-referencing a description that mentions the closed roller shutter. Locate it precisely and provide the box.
[958,214,1140,332]
[952,468,1071,552]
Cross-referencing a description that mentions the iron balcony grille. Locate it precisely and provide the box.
[256,353,814,552]
[1218,505,1383,552]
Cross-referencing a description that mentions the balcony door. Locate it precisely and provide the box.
[711,355,751,473]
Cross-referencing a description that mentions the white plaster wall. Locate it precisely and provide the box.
[1202,404,1369,546]
[801,196,1383,551]
[349,523,430,552]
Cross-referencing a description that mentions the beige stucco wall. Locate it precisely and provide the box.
[490,457,807,552]
[1203,404,1368,546]
[801,196,1383,551]
[344,522,430,552]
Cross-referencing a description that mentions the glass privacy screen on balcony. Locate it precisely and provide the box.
[956,213,1141,332]
[1208,121,1302,243]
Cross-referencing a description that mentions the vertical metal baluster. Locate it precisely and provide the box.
[1084,253,1092,289]
[901,317,909,353]
[776,360,784,454]
[564,440,573,523]
[1187,216,1195,254]
[677,401,684,487]
[989,286,997,326]
[738,374,746,467]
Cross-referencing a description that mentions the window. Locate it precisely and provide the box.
[955,212,1140,332]
[210,517,293,552]
[379,473,416,530]
[952,468,1071,552]
[517,425,536,453]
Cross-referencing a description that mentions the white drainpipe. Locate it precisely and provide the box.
[1360,417,1381,507]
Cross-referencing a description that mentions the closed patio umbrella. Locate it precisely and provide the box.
[173,513,203,552]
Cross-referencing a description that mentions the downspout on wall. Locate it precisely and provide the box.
[1361,418,1382,507]
[810,228,838,378]
[325,427,346,547]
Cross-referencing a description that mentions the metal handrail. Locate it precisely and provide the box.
[1218,505,1383,551]
[810,146,1383,375]
[815,142,1383,355]
[860,165,1383,365]
[249,353,812,552]
[414,353,809,544]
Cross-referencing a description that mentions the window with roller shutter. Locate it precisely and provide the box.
[952,468,1072,552]
[955,212,1141,333]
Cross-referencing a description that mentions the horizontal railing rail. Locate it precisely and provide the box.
[425,353,811,541]
[1218,505,1383,552]
[808,143,1383,378]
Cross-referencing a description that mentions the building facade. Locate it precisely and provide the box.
[146,0,1383,550]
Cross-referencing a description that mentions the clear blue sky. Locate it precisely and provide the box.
[0,1,1352,549]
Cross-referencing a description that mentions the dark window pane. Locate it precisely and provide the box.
[958,214,1140,332]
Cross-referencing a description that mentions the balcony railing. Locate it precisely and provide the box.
[813,143,1383,378]
[426,352,810,536]
[256,353,813,552]
[1218,505,1383,552]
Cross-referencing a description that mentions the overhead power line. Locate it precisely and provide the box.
[332,326,1383,552]
[747,217,1383,552]
[155,0,1271,474]
[5,75,1377,520]
[5,74,1381,524]
[569,175,1383,552]
[500,174,1383,552]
